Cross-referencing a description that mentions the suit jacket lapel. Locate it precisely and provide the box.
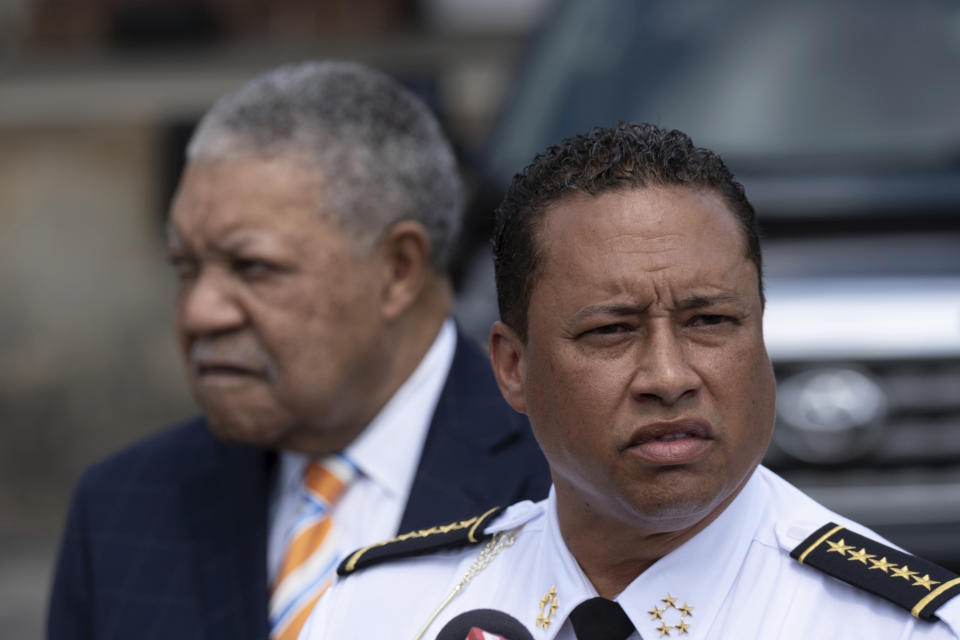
[183,430,273,640]
[399,329,546,533]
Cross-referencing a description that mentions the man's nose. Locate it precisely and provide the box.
[629,323,701,406]
[177,270,245,336]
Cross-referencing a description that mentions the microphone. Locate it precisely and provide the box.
[435,609,534,640]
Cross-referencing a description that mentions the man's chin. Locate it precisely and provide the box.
[627,472,753,533]
[203,412,290,448]
[617,476,732,528]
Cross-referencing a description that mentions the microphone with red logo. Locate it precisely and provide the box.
[434,609,534,640]
[464,630,508,640]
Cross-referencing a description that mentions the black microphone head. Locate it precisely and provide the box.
[435,608,534,640]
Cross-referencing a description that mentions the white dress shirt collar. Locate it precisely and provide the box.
[343,318,457,500]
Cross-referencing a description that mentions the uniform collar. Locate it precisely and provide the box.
[512,471,769,639]
[480,489,595,638]
[500,488,601,638]
[618,471,767,640]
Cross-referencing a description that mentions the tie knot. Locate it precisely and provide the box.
[303,454,356,504]
[569,597,634,640]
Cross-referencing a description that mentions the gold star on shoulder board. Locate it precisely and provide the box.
[679,602,694,617]
[891,564,919,581]
[913,574,941,591]
[826,538,856,556]
[662,594,678,607]
[847,547,876,564]
[648,605,664,620]
[674,619,691,634]
[656,622,673,637]
[868,557,897,573]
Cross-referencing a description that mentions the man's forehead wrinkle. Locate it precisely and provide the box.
[170,186,217,236]
[600,230,684,255]
[169,202,284,257]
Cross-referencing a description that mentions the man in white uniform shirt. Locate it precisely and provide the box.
[301,123,960,639]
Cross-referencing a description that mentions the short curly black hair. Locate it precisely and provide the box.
[492,122,763,341]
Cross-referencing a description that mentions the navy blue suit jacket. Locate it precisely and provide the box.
[47,332,550,640]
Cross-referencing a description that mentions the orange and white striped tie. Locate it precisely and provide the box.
[269,454,356,640]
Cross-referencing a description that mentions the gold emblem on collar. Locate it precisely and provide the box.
[536,586,558,630]
[649,593,693,637]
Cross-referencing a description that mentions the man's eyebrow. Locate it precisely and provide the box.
[208,232,266,254]
[569,294,747,324]
[569,303,650,324]
[218,233,261,253]
[675,293,745,311]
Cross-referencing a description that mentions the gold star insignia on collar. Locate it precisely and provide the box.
[868,556,897,573]
[826,538,856,555]
[891,564,919,581]
[650,593,692,637]
[912,574,941,591]
[847,547,876,564]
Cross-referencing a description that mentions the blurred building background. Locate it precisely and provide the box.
[0,1,551,634]
[2,0,959,636]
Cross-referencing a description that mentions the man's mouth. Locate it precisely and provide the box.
[196,363,259,376]
[652,432,695,442]
[188,338,271,383]
[624,419,714,465]
[193,361,266,386]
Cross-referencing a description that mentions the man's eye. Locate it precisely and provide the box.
[690,314,734,327]
[232,258,274,276]
[588,323,631,336]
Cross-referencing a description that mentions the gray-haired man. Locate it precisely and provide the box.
[47,61,549,640]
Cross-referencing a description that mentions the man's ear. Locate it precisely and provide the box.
[378,220,431,321]
[489,320,527,414]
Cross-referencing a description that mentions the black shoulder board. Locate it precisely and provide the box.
[337,506,503,576]
[791,522,960,621]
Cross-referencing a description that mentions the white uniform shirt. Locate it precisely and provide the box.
[301,466,960,639]
[267,319,457,584]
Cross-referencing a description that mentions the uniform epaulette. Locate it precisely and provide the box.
[791,522,960,621]
[337,506,503,576]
